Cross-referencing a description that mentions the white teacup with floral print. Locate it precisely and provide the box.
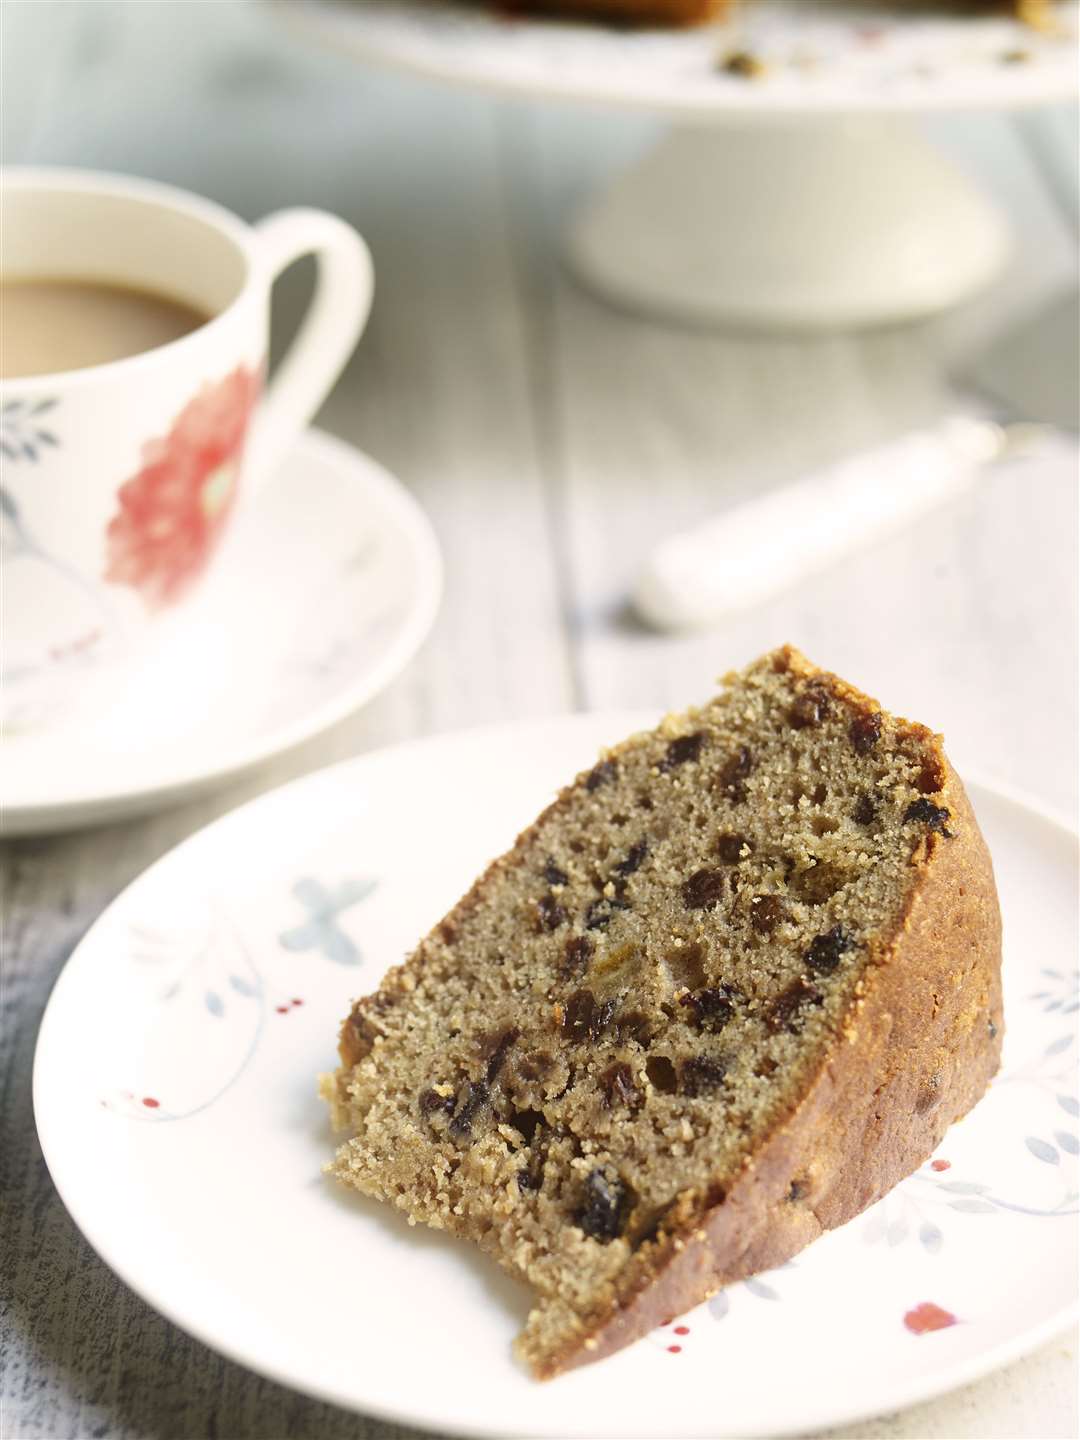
[0,168,373,735]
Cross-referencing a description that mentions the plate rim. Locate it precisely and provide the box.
[31,717,1080,1438]
[279,0,1080,122]
[1,427,444,835]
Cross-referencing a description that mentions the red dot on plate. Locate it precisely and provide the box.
[276,1006,289,1014]
[141,1097,160,1109]
[291,998,303,1006]
[673,1325,690,1336]
[930,1159,951,1172]
[904,1302,958,1335]
[667,1345,682,1354]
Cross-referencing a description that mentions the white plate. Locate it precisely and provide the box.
[34,715,1079,1439]
[285,0,1079,119]
[1,429,441,835]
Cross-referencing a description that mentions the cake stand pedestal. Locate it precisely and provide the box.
[565,119,1010,331]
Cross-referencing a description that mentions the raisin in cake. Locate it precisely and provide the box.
[322,647,1002,1378]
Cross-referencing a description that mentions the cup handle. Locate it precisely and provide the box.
[245,208,374,489]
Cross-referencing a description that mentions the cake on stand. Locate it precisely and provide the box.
[283,1,1077,328]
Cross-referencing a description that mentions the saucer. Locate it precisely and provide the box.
[32,715,1079,1437]
[1,429,441,835]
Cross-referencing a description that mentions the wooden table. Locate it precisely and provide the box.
[3,4,1077,1436]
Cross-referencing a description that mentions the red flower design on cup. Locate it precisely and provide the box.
[104,366,259,609]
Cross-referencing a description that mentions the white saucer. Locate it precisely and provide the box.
[1,429,441,835]
[33,715,1079,1438]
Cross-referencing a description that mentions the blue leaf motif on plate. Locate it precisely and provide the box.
[707,1291,730,1321]
[279,876,377,965]
[1059,1096,1080,1117]
[887,1218,909,1247]
[1045,1035,1073,1058]
[948,1199,997,1213]
[919,1221,943,1254]
[205,989,225,1018]
[1053,1131,1079,1155]
[939,1181,990,1195]
[228,973,259,998]
[743,1277,779,1300]
[1026,1137,1059,1165]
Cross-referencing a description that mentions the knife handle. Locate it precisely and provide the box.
[633,417,1003,633]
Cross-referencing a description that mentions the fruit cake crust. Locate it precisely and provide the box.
[326,646,1002,1378]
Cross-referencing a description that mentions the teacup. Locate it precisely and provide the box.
[0,167,374,734]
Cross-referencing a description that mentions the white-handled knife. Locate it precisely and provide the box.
[634,417,1008,633]
[635,290,1077,634]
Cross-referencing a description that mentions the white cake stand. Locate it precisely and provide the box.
[284,0,1079,330]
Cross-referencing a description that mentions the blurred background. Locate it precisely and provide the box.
[3,1,1075,806]
[2,2,1077,1438]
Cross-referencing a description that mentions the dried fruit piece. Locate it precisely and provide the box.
[483,1026,520,1083]
[645,1055,678,1093]
[615,840,649,877]
[766,977,822,1032]
[418,1087,455,1118]
[716,832,752,865]
[561,934,593,978]
[660,733,704,772]
[917,756,947,794]
[850,712,882,754]
[790,684,831,729]
[561,989,615,1043]
[805,925,854,975]
[679,987,735,1033]
[448,1080,489,1140]
[680,1055,728,1097]
[750,895,786,935]
[544,858,569,886]
[576,1166,634,1243]
[682,869,725,910]
[599,1062,641,1110]
[852,794,876,826]
[904,798,953,837]
[585,760,616,792]
[717,745,754,803]
[537,895,568,932]
[562,989,597,1042]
